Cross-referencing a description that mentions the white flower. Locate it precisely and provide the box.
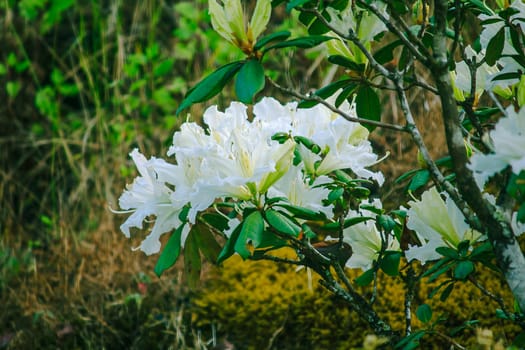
[453,46,499,101]
[405,187,483,263]
[469,106,525,188]
[209,0,271,53]
[267,165,334,218]
[117,149,187,255]
[167,101,296,222]
[326,1,388,64]
[327,200,399,271]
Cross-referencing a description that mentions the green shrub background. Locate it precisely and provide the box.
[193,250,520,349]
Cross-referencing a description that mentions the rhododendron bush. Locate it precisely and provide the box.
[115,0,525,347]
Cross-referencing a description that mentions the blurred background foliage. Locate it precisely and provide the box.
[0,0,519,348]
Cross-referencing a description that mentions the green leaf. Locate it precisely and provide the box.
[286,0,311,12]
[485,27,505,66]
[328,55,366,72]
[512,331,525,347]
[154,225,184,277]
[380,251,401,276]
[377,215,396,232]
[200,212,230,231]
[436,246,459,259]
[416,304,433,323]
[408,169,430,192]
[265,209,301,237]
[176,61,244,115]
[327,187,345,203]
[454,260,474,280]
[255,230,288,250]
[491,71,522,81]
[394,168,421,184]
[235,59,265,103]
[465,0,495,15]
[321,216,374,231]
[184,228,202,289]
[355,85,381,131]
[273,203,326,220]
[264,35,334,52]
[355,268,375,286]
[217,223,243,264]
[440,283,455,301]
[192,223,222,263]
[374,40,402,64]
[235,211,265,258]
[297,79,352,108]
[254,30,291,51]
[334,83,357,107]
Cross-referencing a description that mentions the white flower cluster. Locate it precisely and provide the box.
[116,97,383,255]
[405,187,483,264]
[469,105,525,188]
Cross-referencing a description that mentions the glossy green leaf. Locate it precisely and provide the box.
[355,85,381,131]
[192,223,222,263]
[454,260,474,280]
[374,40,402,64]
[154,225,184,277]
[264,35,334,52]
[235,211,265,259]
[355,268,375,286]
[217,223,243,264]
[297,79,352,108]
[235,59,265,103]
[200,212,230,231]
[184,228,202,289]
[328,55,366,72]
[408,169,430,192]
[485,27,505,66]
[286,0,311,12]
[334,83,358,107]
[440,283,455,301]
[436,246,459,259]
[265,209,301,237]
[176,61,244,115]
[416,304,433,323]
[321,216,374,231]
[274,203,326,220]
[254,30,291,51]
[377,215,396,232]
[380,251,402,276]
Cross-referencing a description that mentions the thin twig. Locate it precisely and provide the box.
[267,78,408,133]
[358,0,433,66]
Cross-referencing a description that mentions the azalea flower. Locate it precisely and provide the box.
[267,165,334,218]
[405,187,483,263]
[209,0,271,54]
[469,105,525,188]
[253,96,384,185]
[453,46,499,103]
[326,199,400,271]
[116,149,188,255]
[326,1,388,64]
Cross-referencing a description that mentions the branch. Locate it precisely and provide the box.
[267,78,408,132]
[432,0,525,312]
[359,0,433,66]
[392,76,468,210]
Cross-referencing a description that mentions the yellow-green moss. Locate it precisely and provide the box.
[192,249,519,349]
